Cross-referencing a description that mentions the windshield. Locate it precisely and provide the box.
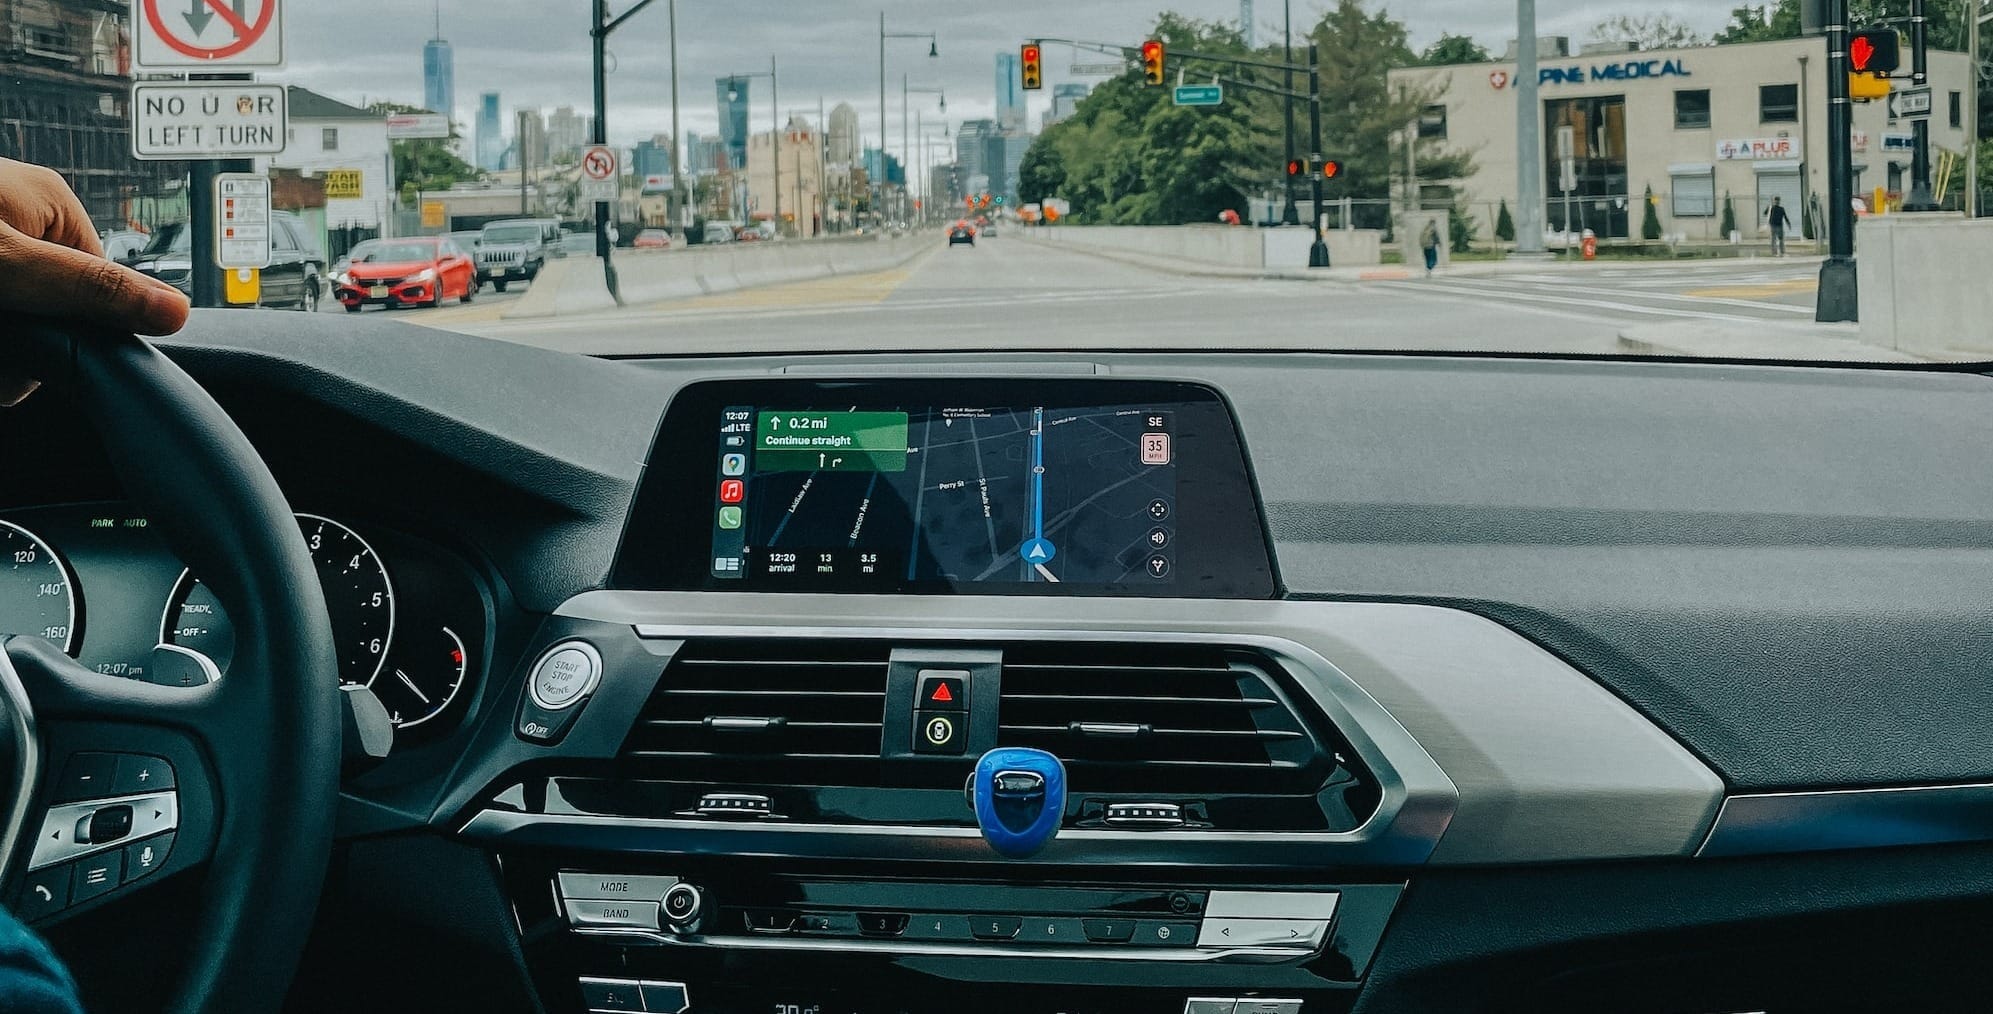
[481,226,542,245]
[40,1,1991,358]
[138,222,190,258]
[353,242,440,263]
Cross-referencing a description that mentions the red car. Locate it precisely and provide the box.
[633,229,673,249]
[334,237,477,312]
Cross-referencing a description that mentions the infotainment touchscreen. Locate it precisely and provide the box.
[612,380,1276,598]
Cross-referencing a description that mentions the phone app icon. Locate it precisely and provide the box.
[722,453,746,476]
[719,478,745,504]
[718,505,743,529]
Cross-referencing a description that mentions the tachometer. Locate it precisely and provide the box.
[161,513,394,686]
[0,519,77,653]
[372,626,468,729]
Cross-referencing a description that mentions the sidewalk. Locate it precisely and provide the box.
[1617,319,1936,362]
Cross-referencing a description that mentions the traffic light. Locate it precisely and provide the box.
[1285,157,1310,177]
[1021,43,1043,90]
[1848,28,1900,75]
[1141,40,1165,86]
[1320,159,1344,181]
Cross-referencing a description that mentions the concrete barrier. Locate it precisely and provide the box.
[1856,215,1993,355]
[506,234,931,318]
[1028,224,1383,272]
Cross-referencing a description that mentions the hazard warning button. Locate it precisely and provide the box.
[916,670,967,713]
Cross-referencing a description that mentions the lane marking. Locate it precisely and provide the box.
[1440,277,1814,315]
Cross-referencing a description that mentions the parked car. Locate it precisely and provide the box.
[331,237,477,311]
[126,211,324,311]
[633,229,672,249]
[101,229,150,262]
[475,218,562,292]
[701,221,739,245]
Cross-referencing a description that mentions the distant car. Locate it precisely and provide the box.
[701,222,738,245]
[981,224,998,238]
[633,229,672,249]
[332,237,477,311]
[948,224,976,247]
[101,229,150,262]
[475,218,562,292]
[735,228,765,243]
[127,211,324,311]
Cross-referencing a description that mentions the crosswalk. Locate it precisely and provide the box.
[1372,263,1820,324]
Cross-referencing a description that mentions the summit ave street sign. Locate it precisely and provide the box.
[1173,84,1223,107]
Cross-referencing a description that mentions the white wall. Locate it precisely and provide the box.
[261,118,393,229]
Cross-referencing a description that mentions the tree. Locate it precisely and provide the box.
[1714,3,1802,43]
[1494,198,1515,241]
[1017,141,1066,205]
[1588,14,1706,50]
[1641,184,1663,239]
[1313,0,1473,222]
[1720,192,1737,237]
[1419,33,1491,66]
[367,101,482,200]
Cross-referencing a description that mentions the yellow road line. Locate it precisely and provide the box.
[1682,278,1816,299]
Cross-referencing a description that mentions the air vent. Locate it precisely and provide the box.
[997,643,1349,798]
[620,639,889,786]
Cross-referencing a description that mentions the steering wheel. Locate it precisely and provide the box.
[0,324,341,1012]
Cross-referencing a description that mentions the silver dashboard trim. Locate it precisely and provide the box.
[1697,781,1993,858]
[0,645,41,887]
[569,926,1316,964]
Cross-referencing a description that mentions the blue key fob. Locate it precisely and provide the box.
[969,748,1066,859]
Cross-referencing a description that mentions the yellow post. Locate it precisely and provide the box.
[1873,186,1888,215]
[224,267,261,305]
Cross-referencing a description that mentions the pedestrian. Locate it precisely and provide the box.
[1766,196,1790,257]
[1419,218,1441,277]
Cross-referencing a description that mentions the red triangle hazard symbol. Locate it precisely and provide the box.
[930,683,953,703]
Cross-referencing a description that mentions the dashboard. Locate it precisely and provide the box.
[11,310,1993,1014]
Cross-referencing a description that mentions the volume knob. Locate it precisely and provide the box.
[661,882,703,932]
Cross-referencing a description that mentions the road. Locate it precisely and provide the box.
[425,236,1823,357]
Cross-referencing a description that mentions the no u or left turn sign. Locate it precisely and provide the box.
[579,144,618,204]
[136,0,285,70]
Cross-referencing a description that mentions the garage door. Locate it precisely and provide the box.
[1754,160,1804,229]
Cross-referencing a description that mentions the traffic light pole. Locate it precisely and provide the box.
[1281,0,1299,225]
[1819,0,1860,321]
[1307,44,1329,267]
[1903,0,1938,210]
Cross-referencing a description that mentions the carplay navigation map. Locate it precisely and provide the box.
[724,404,1177,587]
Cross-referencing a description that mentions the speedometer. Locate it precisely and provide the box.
[161,513,394,687]
[0,519,77,653]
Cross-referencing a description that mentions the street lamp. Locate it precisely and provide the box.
[880,12,938,227]
[727,57,781,235]
[904,78,945,222]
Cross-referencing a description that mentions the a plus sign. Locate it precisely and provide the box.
[136,769,150,782]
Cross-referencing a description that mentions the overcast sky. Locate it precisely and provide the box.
[279,1,1743,149]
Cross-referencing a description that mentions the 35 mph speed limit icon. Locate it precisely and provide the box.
[135,0,285,70]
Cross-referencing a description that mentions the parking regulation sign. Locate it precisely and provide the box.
[135,0,284,71]
[214,173,273,269]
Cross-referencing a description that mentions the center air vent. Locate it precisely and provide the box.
[997,643,1346,797]
[620,639,890,786]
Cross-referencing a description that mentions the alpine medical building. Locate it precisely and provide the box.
[1388,37,1974,241]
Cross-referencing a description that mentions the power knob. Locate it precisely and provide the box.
[661,882,703,933]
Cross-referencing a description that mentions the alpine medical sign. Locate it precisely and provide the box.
[1717,137,1799,161]
[1537,58,1691,86]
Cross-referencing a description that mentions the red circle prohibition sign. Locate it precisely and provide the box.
[144,0,277,61]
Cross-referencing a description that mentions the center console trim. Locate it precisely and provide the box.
[570,926,1319,965]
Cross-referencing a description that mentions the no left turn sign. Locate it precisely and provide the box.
[136,0,285,70]
[579,145,619,204]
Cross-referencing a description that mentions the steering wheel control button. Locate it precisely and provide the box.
[558,872,678,902]
[913,710,964,754]
[75,804,133,845]
[111,755,175,795]
[577,977,644,1012]
[29,791,180,871]
[970,915,1023,940]
[638,981,691,1014]
[1082,918,1138,943]
[529,642,602,711]
[15,865,71,921]
[53,753,119,803]
[1129,922,1200,948]
[1198,918,1330,950]
[916,670,968,712]
[565,898,661,931]
[122,832,173,884]
[71,852,123,903]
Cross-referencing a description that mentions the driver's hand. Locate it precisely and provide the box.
[1,157,192,405]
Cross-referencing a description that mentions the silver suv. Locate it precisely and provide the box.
[475,219,563,292]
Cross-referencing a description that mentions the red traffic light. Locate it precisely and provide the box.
[1320,159,1344,180]
[1285,158,1307,177]
[1141,40,1165,86]
[1021,43,1043,90]
[1849,29,1900,74]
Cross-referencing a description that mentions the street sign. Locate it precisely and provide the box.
[1172,84,1223,107]
[213,173,271,269]
[1883,131,1916,152]
[580,144,619,204]
[131,82,286,159]
[1559,158,1577,194]
[384,113,450,140]
[134,0,284,71]
[322,168,363,199]
[420,202,446,229]
[1887,85,1933,120]
[1069,62,1124,75]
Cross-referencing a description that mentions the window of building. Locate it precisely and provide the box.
[1760,84,1799,123]
[1950,91,1962,128]
[322,127,339,151]
[1674,90,1711,129]
[1670,166,1716,217]
[1417,104,1448,139]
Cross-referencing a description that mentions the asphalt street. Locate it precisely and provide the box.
[420,236,1825,358]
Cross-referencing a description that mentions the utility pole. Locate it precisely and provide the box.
[1904,0,1938,210]
[1514,0,1546,254]
[589,0,621,304]
[518,109,529,215]
[1819,0,1860,321]
[668,0,685,238]
[1971,0,1985,217]
[1308,43,1330,267]
[1281,0,1299,225]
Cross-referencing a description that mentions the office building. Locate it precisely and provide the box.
[1047,83,1091,127]
[1239,0,1255,48]
[828,102,860,163]
[687,132,728,175]
[475,93,504,171]
[716,77,752,169]
[634,134,675,190]
[994,52,1024,131]
[929,162,959,210]
[515,108,548,171]
[999,132,1032,206]
[422,38,454,122]
[1389,37,1974,240]
[955,119,997,188]
[547,106,591,162]
[748,116,824,236]
[862,147,903,187]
